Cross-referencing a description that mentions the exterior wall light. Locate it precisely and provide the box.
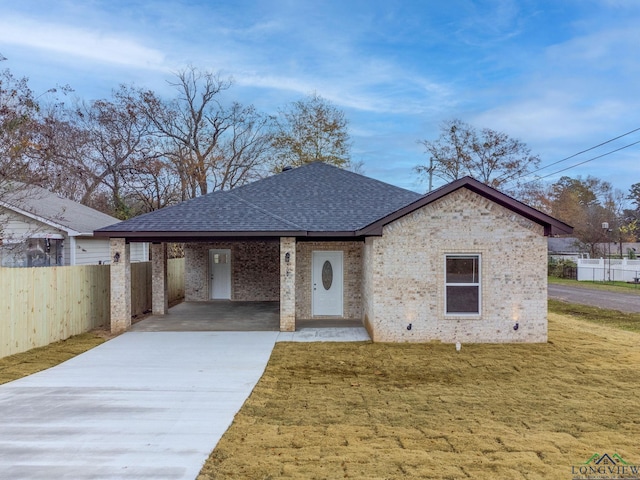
[113,252,121,264]
[285,252,290,263]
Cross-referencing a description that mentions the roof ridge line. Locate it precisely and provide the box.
[227,192,306,231]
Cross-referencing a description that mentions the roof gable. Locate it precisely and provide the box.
[357,176,573,236]
[1,183,121,236]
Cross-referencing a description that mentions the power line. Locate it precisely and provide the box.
[503,126,640,186]
[530,126,640,175]
[522,139,640,185]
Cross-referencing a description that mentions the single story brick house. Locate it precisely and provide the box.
[95,162,572,343]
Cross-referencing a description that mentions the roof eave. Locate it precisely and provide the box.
[93,229,309,239]
[93,229,369,240]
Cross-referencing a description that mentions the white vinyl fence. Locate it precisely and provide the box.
[577,258,640,283]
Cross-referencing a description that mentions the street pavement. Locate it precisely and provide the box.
[548,284,640,313]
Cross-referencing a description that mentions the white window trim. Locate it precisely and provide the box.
[444,254,482,316]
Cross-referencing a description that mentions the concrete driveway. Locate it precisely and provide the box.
[0,331,279,480]
[0,325,370,480]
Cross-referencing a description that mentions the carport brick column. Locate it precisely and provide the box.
[151,243,168,315]
[280,237,296,332]
[110,238,131,334]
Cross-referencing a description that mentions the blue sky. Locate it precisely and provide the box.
[1,0,639,196]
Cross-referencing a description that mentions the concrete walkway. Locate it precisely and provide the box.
[278,327,370,342]
[0,328,370,479]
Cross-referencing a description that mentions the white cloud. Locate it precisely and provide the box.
[470,18,640,144]
[0,15,166,70]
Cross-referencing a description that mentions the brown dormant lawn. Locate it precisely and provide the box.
[0,332,107,385]
[199,313,640,479]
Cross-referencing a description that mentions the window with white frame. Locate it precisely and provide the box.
[445,254,480,315]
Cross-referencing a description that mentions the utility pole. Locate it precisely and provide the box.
[428,157,434,193]
[602,222,612,282]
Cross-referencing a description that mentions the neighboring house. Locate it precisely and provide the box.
[0,183,148,267]
[548,237,589,262]
[95,162,572,343]
[595,241,640,259]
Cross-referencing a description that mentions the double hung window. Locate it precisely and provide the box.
[445,255,480,315]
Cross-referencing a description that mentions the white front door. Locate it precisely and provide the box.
[312,251,343,316]
[209,249,231,300]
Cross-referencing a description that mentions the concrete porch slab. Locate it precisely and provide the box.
[130,302,370,340]
[131,301,280,332]
[277,327,370,342]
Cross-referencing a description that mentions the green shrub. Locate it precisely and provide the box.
[548,258,577,278]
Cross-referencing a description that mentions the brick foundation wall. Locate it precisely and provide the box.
[184,241,279,301]
[363,188,547,343]
[295,241,363,320]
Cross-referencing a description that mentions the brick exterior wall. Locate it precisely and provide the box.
[184,241,279,301]
[109,238,131,334]
[295,241,363,320]
[151,243,168,315]
[280,237,296,331]
[363,188,548,343]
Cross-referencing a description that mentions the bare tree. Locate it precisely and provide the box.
[0,64,52,257]
[2,63,274,223]
[270,93,351,171]
[0,67,41,184]
[212,103,273,190]
[140,67,273,199]
[140,67,234,198]
[416,119,540,192]
[53,85,157,218]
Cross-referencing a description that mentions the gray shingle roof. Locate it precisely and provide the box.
[95,162,573,239]
[96,163,422,236]
[1,183,121,235]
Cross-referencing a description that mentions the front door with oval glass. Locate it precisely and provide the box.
[312,251,343,316]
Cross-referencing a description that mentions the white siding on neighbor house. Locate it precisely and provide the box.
[0,208,68,267]
[0,208,66,242]
[64,236,72,265]
[1,207,149,266]
[74,238,148,265]
[131,242,149,262]
[74,238,111,265]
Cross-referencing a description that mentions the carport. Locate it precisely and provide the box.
[91,163,426,336]
[98,237,296,335]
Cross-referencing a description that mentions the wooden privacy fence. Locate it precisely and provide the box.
[168,258,185,303]
[131,259,186,315]
[0,258,185,359]
[0,265,110,359]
